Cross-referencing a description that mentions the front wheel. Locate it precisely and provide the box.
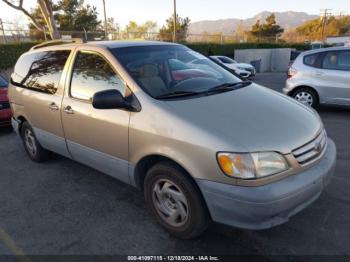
[293,88,318,107]
[144,162,210,239]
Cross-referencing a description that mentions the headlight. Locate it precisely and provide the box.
[217,152,289,179]
[237,66,247,71]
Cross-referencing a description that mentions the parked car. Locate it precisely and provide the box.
[0,74,11,126]
[284,47,350,107]
[210,55,256,78]
[9,40,336,239]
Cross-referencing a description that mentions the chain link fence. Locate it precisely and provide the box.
[0,28,282,44]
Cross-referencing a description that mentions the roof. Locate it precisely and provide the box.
[30,40,179,51]
[301,46,350,56]
[89,40,179,49]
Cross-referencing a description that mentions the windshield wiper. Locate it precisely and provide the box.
[155,90,201,99]
[206,81,252,94]
[155,81,252,99]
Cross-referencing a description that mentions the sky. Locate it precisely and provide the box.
[0,0,348,28]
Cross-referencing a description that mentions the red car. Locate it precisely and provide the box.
[0,75,11,126]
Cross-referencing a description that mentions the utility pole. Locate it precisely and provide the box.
[102,0,108,39]
[320,9,332,41]
[173,0,177,42]
[0,19,6,43]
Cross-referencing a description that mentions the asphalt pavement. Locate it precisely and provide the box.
[0,73,349,257]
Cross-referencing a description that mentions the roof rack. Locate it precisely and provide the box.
[30,38,86,50]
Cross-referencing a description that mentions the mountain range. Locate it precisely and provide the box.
[188,11,318,35]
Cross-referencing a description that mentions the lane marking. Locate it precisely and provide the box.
[0,227,31,262]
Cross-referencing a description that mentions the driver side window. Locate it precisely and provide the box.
[70,51,127,101]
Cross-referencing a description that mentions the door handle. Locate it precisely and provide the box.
[315,71,324,76]
[49,102,59,111]
[63,105,74,114]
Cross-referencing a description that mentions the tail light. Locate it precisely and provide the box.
[287,67,297,79]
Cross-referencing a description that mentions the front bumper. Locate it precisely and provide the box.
[197,138,336,230]
[283,79,296,95]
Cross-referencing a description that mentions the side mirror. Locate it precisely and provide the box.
[92,89,128,110]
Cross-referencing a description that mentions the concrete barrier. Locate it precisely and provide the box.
[234,48,291,72]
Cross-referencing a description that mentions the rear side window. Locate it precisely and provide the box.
[322,51,350,71]
[12,50,71,94]
[303,53,320,67]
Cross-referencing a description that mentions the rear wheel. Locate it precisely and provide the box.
[21,121,50,162]
[293,87,318,107]
[144,162,210,239]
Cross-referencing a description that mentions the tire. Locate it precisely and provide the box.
[21,121,51,162]
[293,87,318,108]
[144,161,210,239]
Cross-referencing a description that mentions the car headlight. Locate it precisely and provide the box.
[217,152,289,179]
[237,66,247,71]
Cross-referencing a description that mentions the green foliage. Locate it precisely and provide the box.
[0,42,38,69]
[249,13,284,42]
[54,0,101,31]
[159,14,191,42]
[29,0,101,40]
[296,15,350,41]
[124,20,157,38]
[186,43,310,57]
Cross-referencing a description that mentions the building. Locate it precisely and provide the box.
[326,35,350,46]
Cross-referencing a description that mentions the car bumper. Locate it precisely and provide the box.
[283,79,296,95]
[196,138,336,230]
[11,117,20,134]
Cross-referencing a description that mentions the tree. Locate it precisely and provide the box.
[159,14,190,42]
[123,20,157,39]
[249,13,284,42]
[2,0,60,39]
[28,0,101,40]
[295,15,350,41]
[54,0,100,31]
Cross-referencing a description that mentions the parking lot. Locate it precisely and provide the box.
[0,72,350,256]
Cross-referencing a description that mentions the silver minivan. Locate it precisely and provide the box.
[284,47,350,107]
[9,40,336,239]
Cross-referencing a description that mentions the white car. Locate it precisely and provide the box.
[210,56,256,79]
[284,46,350,107]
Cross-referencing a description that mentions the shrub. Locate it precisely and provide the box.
[0,42,38,69]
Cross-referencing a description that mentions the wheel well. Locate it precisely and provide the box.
[290,86,319,102]
[16,116,27,134]
[134,155,195,190]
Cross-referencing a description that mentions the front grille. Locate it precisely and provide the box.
[292,130,327,165]
[0,101,10,110]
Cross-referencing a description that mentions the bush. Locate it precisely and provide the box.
[0,42,38,69]
[186,42,310,57]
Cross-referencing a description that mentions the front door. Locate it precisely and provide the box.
[61,50,131,184]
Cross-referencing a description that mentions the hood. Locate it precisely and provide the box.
[236,63,253,69]
[164,84,322,154]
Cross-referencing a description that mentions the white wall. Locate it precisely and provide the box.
[234,48,292,72]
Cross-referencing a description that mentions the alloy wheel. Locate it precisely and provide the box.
[24,129,37,157]
[294,91,314,106]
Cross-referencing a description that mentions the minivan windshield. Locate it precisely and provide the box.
[111,45,242,99]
